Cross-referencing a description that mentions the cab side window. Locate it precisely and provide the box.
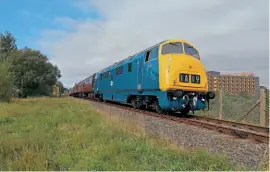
[149,47,159,61]
[145,46,159,62]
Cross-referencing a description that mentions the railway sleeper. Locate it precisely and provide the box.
[232,130,249,139]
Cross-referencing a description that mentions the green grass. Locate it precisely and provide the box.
[0,97,250,170]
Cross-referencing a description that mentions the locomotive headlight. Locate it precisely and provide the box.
[174,90,184,97]
[206,91,215,99]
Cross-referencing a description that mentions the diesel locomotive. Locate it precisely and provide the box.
[70,39,215,114]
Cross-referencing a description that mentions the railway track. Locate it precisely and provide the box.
[77,97,269,144]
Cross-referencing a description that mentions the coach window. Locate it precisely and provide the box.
[161,42,183,55]
[184,43,200,60]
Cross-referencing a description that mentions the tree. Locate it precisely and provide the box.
[56,81,68,95]
[0,31,16,102]
[0,61,14,102]
[9,48,61,97]
[0,31,17,61]
[0,30,63,98]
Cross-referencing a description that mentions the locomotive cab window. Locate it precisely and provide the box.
[145,46,159,62]
[149,47,158,61]
[161,42,183,55]
[145,51,150,62]
[184,43,200,60]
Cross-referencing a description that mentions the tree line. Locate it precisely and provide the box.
[0,31,67,102]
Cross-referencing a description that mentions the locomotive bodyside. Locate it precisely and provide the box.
[93,42,162,105]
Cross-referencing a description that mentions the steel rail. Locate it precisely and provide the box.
[76,97,269,144]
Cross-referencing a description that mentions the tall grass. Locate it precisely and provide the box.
[0,97,249,170]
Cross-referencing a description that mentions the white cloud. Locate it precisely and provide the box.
[38,0,269,88]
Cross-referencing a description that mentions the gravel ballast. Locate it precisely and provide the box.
[89,101,269,169]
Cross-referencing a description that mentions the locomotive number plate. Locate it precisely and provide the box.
[179,74,200,84]
[191,75,200,84]
[179,73,189,83]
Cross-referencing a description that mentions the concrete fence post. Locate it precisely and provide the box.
[260,88,266,127]
[219,89,223,120]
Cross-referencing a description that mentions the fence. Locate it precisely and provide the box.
[200,88,269,127]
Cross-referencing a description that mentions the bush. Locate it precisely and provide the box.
[0,61,14,102]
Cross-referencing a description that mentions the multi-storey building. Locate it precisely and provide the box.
[207,71,260,97]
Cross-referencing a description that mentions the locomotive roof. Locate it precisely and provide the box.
[74,39,196,86]
[99,40,169,73]
[99,39,196,73]
[76,73,96,85]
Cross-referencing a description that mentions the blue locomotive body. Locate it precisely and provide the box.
[93,46,160,104]
[92,40,214,114]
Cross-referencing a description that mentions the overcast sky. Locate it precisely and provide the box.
[37,0,269,88]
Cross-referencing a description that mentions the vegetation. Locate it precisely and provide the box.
[0,97,248,171]
[0,61,14,102]
[0,31,67,102]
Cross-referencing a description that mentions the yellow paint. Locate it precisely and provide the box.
[158,39,208,92]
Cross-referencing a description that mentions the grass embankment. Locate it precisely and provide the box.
[0,97,246,170]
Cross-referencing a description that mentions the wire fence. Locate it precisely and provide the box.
[199,88,269,127]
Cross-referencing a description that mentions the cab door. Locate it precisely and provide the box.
[143,46,159,91]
